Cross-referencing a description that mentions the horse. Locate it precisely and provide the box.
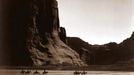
[25,70,31,74]
[74,70,81,75]
[20,69,25,74]
[42,69,48,75]
[34,70,40,75]
[81,70,87,75]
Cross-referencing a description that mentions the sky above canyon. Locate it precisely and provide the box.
[58,0,134,45]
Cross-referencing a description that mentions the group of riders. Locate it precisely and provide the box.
[20,69,87,75]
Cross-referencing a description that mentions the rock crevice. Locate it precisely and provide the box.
[25,0,85,66]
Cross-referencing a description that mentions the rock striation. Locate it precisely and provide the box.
[25,0,85,66]
[1,0,134,66]
[67,37,92,64]
[3,0,85,66]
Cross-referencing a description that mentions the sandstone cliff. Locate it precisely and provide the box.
[67,32,134,65]
[3,0,85,66]
[1,0,134,66]
[25,0,85,66]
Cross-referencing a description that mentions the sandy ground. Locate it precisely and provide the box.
[0,69,134,75]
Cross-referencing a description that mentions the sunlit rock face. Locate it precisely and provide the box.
[7,0,85,66]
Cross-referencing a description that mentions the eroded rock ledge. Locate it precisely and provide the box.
[23,0,85,66]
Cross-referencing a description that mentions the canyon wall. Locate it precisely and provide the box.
[1,0,85,66]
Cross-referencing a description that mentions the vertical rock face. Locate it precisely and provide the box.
[59,27,67,44]
[10,0,85,66]
[27,0,85,66]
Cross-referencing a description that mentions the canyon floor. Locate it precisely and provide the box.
[0,69,134,75]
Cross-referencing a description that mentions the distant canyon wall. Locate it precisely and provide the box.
[67,32,134,65]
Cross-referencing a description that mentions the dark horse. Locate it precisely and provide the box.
[34,70,40,75]
[20,69,25,74]
[81,70,87,75]
[42,69,48,75]
[74,70,81,75]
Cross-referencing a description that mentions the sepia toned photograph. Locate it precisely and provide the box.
[0,0,134,75]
